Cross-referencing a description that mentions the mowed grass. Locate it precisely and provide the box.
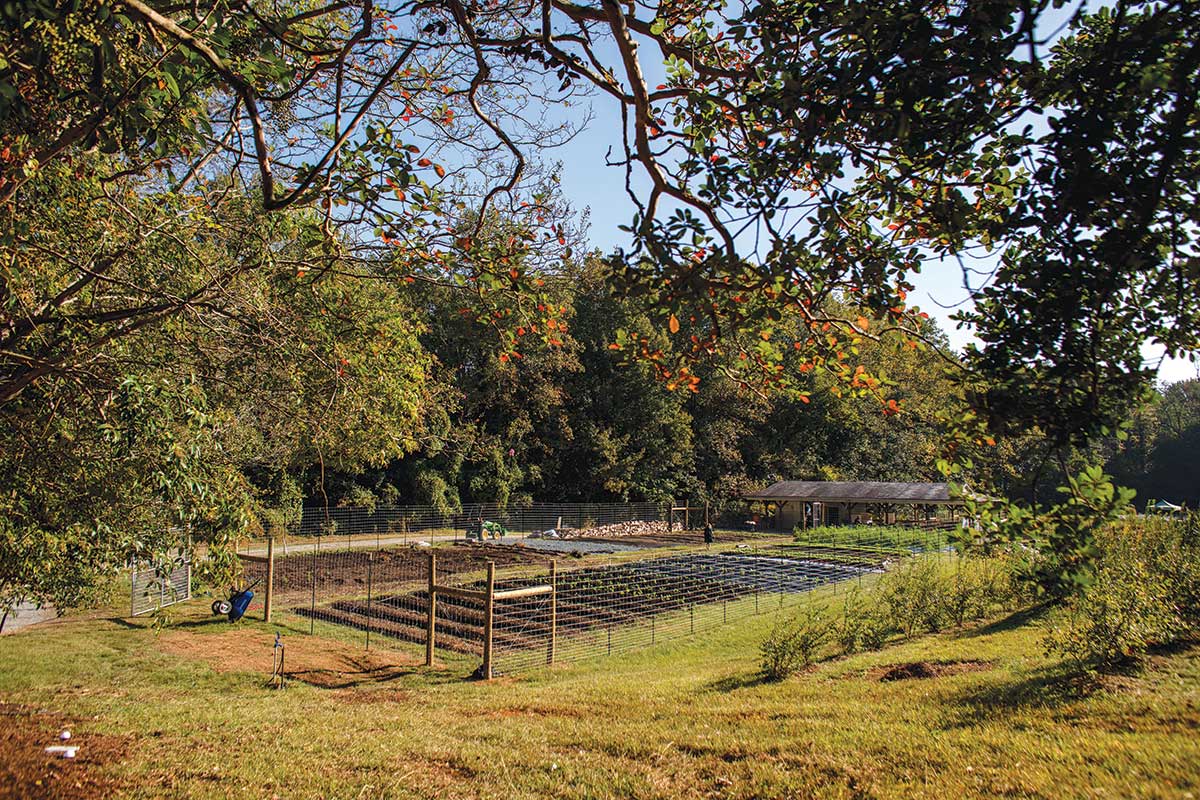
[2,595,1199,799]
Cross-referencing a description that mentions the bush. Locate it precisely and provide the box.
[758,553,1021,673]
[1047,514,1200,668]
[792,524,947,553]
[760,605,832,679]
[878,558,949,636]
[945,556,1022,626]
[835,588,895,653]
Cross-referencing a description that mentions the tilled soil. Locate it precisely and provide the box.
[0,702,126,800]
[242,542,553,601]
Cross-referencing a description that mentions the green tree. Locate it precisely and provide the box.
[0,159,437,608]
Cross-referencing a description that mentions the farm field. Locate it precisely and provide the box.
[2,589,1198,799]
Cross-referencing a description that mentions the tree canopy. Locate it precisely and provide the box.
[2,0,1199,605]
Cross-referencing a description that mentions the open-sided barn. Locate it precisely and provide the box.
[743,480,962,530]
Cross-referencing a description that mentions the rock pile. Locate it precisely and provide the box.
[575,520,669,538]
[527,519,669,539]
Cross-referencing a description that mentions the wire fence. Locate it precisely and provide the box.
[489,545,878,674]
[241,542,555,664]
[233,510,961,677]
[236,501,671,554]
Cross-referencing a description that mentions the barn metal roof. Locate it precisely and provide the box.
[743,480,956,504]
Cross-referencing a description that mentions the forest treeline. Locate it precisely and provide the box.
[304,256,1200,516]
[311,255,963,513]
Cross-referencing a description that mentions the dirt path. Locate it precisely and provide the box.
[0,602,58,636]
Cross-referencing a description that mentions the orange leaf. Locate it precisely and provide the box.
[668,314,680,333]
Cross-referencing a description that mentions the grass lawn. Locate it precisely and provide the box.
[2,594,1198,799]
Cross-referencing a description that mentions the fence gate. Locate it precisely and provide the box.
[131,549,192,616]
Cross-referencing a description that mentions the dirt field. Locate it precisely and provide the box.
[0,702,126,800]
[159,626,424,689]
[241,541,553,603]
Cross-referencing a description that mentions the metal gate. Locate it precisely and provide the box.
[131,549,192,616]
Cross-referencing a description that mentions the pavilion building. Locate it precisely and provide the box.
[742,480,964,530]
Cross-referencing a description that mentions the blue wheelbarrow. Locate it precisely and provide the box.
[211,578,261,621]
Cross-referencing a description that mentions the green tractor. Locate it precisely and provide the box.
[466,519,508,541]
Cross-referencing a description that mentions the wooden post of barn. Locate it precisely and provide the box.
[704,501,710,527]
[482,561,496,680]
[264,536,276,623]
[425,552,437,667]
[547,560,558,666]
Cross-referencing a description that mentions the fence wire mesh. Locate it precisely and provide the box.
[240,501,669,553]
[490,544,879,673]
[238,514,954,676]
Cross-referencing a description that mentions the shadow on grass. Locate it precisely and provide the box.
[955,603,1051,639]
[942,662,1100,728]
[1147,636,1200,658]
[284,652,469,689]
[705,671,774,692]
[169,617,239,630]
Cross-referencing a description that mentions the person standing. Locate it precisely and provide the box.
[703,521,715,547]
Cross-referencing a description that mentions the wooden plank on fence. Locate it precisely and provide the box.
[548,560,557,666]
[237,553,269,564]
[492,584,552,600]
[264,537,275,623]
[431,584,488,602]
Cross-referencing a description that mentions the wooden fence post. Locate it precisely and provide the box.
[425,552,437,667]
[482,561,496,680]
[309,561,316,635]
[365,553,374,651]
[264,536,275,623]
[547,560,557,666]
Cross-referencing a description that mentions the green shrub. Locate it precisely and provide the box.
[760,605,832,679]
[945,556,1021,626]
[878,558,949,636]
[792,524,947,553]
[1047,514,1200,668]
[835,588,895,653]
[758,553,1021,672]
